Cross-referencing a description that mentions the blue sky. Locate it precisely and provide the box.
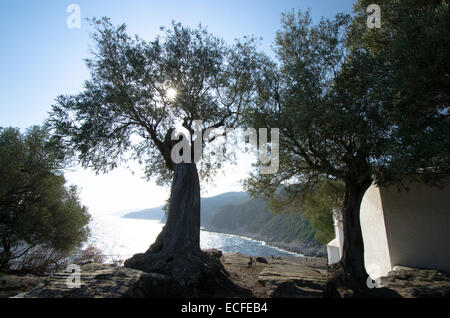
[0,0,355,214]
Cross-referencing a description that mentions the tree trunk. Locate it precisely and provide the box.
[341,177,372,281]
[148,162,202,258]
[0,238,12,272]
[124,163,250,297]
[326,176,373,296]
[0,254,11,272]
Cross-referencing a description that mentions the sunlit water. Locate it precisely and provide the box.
[87,214,302,262]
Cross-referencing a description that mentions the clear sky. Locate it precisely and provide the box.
[0,0,355,215]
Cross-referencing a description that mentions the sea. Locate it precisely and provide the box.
[87,214,302,262]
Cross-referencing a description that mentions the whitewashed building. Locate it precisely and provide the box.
[327,182,450,279]
[327,209,343,265]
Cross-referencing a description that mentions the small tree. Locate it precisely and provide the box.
[48,18,262,294]
[0,126,90,272]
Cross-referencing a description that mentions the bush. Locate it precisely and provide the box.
[7,244,106,275]
[0,126,90,272]
[71,245,106,264]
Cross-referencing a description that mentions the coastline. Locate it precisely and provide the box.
[200,228,303,257]
[202,226,327,258]
[116,215,326,258]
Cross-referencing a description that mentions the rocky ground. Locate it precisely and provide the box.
[3,252,449,298]
[9,252,328,298]
[379,266,450,298]
[12,262,172,298]
[220,253,328,298]
[0,273,45,298]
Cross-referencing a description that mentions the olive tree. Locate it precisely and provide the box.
[246,6,449,291]
[48,18,262,294]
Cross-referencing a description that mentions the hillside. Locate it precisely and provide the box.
[122,192,250,225]
[122,191,326,257]
[200,192,251,225]
[121,206,165,221]
[206,197,326,257]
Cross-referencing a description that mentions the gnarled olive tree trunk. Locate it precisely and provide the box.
[149,162,202,258]
[124,163,250,297]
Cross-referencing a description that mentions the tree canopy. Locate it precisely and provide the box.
[49,18,263,185]
[350,0,450,186]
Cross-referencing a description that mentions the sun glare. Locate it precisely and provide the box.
[166,88,177,100]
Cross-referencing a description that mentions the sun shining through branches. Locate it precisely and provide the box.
[166,88,177,101]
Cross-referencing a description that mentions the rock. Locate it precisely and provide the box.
[256,257,268,264]
[380,267,450,298]
[0,274,44,298]
[282,256,328,274]
[221,253,253,267]
[11,253,331,298]
[221,252,327,298]
[258,260,327,298]
[324,265,450,298]
[14,263,171,298]
[203,249,223,259]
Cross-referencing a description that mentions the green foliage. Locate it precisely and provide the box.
[0,126,90,272]
[264,180,344,245]
[350,0,450,187]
